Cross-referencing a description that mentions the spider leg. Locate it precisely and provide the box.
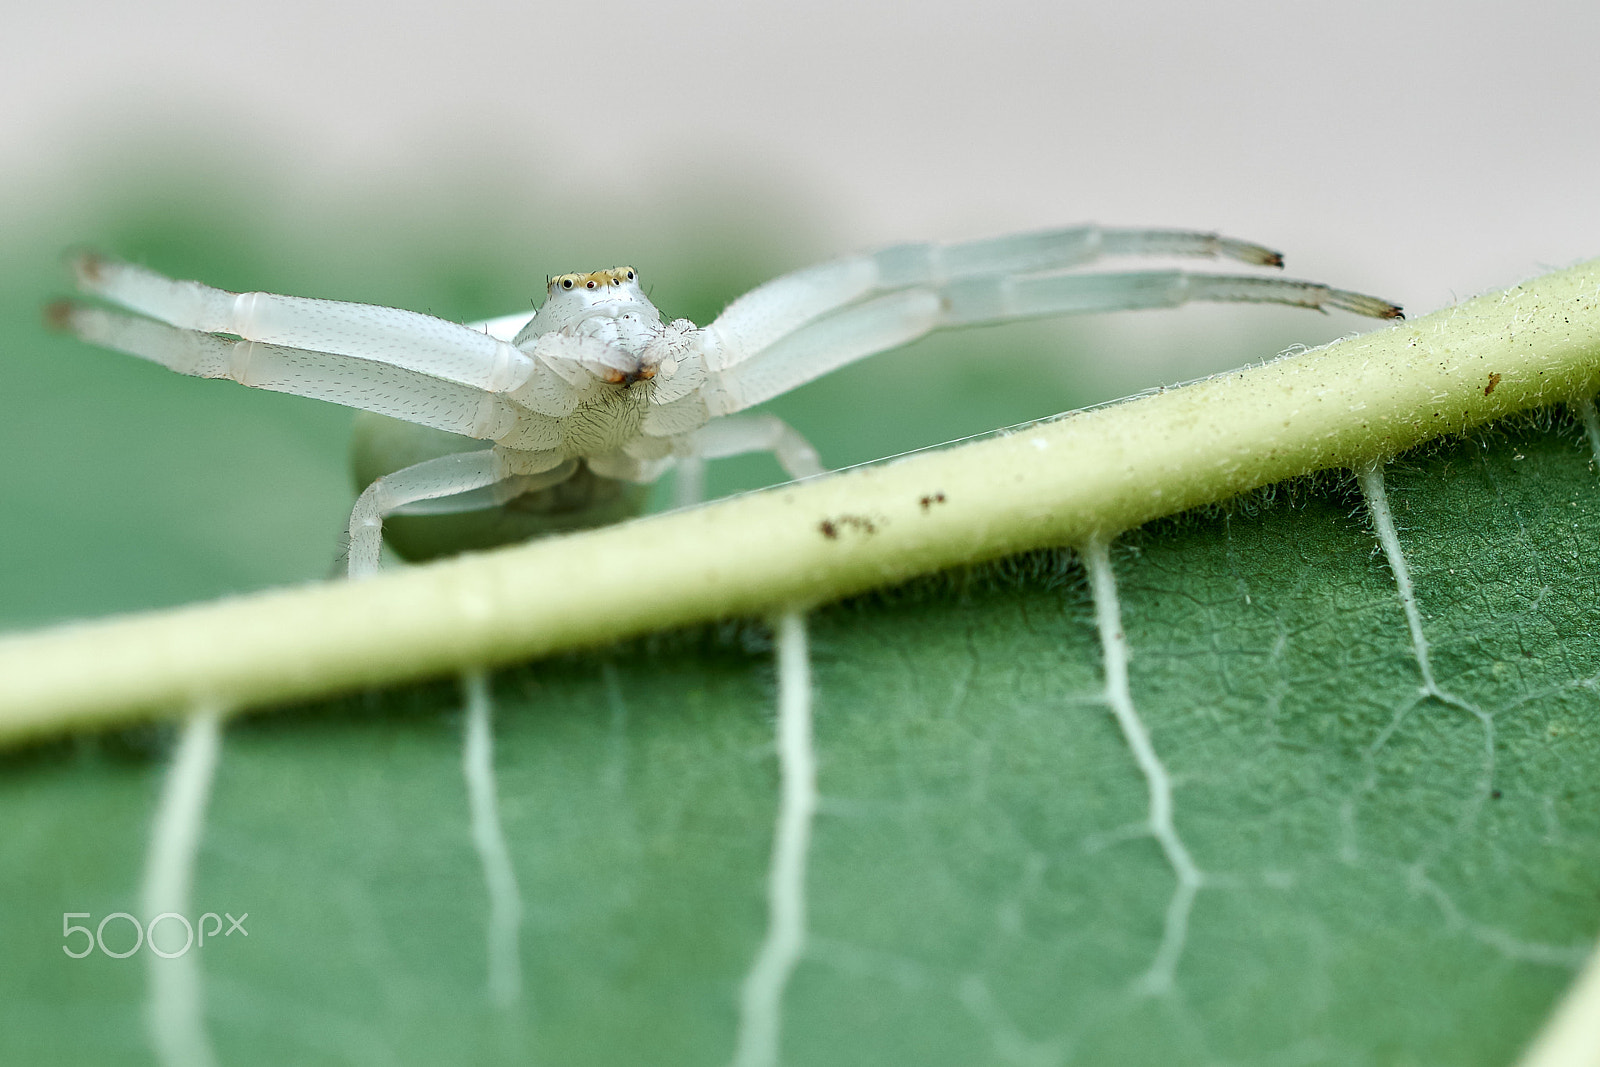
[671,456,708,508]
[346,451,576,577]
[387,459,580,516]
[50,303,564,451]
[703,225,1288,369]
[684,414,824,481]
[702,270,1403,414]
[69,254,536,393]
[391,475,513,516]
[468,310,537,342]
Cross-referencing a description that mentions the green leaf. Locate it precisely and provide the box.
[2,167,1597,1065]
[5,417,1599,1064]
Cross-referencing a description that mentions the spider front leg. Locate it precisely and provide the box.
[704,225,1291,365]
[695,224,1401,415]
[702,268,1402,414]
[70,254,536,392]
[52,303,554,438]
[346,450,575,578]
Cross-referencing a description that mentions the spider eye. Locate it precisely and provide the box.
[586,280,596,289]
[626,270,635,281]
[561,278,574,290]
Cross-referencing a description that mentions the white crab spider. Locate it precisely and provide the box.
[52,226,1400,576]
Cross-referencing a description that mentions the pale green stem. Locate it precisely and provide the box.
[1515,944,1600,1067]
[0,260,1598,744]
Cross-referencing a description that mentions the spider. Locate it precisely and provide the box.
[50,226,1400,577]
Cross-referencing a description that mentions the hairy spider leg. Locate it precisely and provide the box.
[51,304,568,451]
[345,452,584,578]
[348,413,826,577]
[66,257,672,422]
[470,310,538,342]
[701,225,1291,371]
[703,268,1402,414]
[684,414,826,481]
[69,254,535,392]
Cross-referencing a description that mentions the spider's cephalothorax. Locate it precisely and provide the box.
[53,225,1402,576]
[526,267,663,377]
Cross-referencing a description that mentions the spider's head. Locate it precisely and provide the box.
[532,267,659,335]
[520,266,670,384]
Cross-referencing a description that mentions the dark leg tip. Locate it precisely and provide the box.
[43,299,75,331]
[69,251,107,287]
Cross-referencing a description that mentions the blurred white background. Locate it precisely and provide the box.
[4,0,1596,309]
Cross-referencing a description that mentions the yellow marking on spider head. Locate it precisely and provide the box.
[550,267,638,292]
